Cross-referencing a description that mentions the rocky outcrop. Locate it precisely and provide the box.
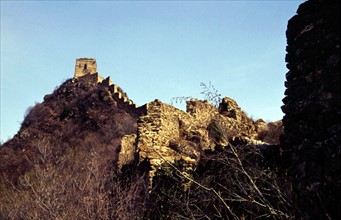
[281,0,340,218]
[119,97,262,189]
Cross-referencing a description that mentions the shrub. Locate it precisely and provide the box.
[0,139,147,220]
[145,120,293,219]
[258,121,284,144]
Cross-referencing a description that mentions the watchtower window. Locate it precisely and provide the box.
[84,64,87,70]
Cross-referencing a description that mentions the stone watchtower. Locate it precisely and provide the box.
[74,58,97,78]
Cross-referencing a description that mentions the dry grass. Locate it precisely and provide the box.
[0,139,148,220]
[258,121,284,145]
[0,123,293,219]
[146,118,294,219]
[0,79,292,219]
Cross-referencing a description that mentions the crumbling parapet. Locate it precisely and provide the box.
[137,100,182,161]
[136,100,201,189]
[186,99,219,125]
[119,97,260,190]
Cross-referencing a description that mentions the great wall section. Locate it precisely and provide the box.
[73,58,269,189]
[73,58,140,113]
[118,98,266,189]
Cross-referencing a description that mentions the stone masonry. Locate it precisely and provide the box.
[281,0,340,218]
[74,58,99,79]
[73,58,137,110]
[71,58,267,191]
[119,97,261,189]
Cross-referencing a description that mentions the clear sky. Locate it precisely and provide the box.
[0,0,305,142]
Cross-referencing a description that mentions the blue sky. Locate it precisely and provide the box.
[0,0,304,142]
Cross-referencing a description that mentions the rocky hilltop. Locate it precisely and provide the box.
[0,68,139,180]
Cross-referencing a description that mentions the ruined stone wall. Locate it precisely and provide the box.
[218,97,257,138]
[186,98,257,138]
[119,100,218,187]
[136,99,226,169]
[186,99,218,125]
[281,0,340,218]
[137,100,191,180]
[120,98,262,189]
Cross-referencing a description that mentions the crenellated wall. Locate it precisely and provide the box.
[73,58,138,111]
[281,0,340,218]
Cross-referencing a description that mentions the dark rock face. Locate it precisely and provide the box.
[281,0,340,218]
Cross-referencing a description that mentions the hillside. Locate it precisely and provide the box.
[0,72,139,181]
